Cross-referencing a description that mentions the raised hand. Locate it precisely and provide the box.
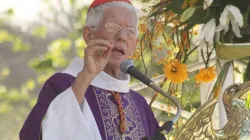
[83,39,114,77]
[72,39,114,104]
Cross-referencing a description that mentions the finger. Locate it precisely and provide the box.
[90,39,114,49]
[85,46,108,55]
[87,39,95,47]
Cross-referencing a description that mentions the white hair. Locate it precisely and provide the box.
[85,1,139,28]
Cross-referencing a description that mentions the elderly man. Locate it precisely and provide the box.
[20,0,159,140]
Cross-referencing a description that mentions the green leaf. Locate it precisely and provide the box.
[77,47,84,57]
[20,85,28,94]
[31,26,47,38]
[29,98,37,107]
[51,55,69,67]
[234,66,242,74]
[0,101,13,114]
[36,73,52,84]
[0,30,14,42]
[6,89,30,102]
[175,90,182,98]
[29,56,54,72]
[48,38,71,51]
[6,8,14,16]
[69,0,76,5]
[25,79,36,91]
[180,7,196,22]
[0,85,7,93]
[246,93,250,109]
[68,32,78,40]
[190,106,197,113]
[1,67,11,77]
[75,37,85,48]
[12,38,31,52]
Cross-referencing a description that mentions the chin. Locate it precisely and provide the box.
[107,57,125,69]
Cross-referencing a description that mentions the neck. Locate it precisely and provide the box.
[103,66,121,79]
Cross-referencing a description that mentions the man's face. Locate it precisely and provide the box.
[92,7,137,69]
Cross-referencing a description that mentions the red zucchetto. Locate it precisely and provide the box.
[89,0,132,9]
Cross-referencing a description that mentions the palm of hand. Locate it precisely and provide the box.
[83,39,114,76]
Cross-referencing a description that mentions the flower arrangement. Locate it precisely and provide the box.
[131,1,249,137]
[133,0,249,84]
[132,0,250,138]
[164,59,188,84]
[195,66,216,83]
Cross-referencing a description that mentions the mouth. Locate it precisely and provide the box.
[112,48,125,56]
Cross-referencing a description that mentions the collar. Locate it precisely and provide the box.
[62,57,130,93]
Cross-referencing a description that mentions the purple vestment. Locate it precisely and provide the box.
[20,73,159,140]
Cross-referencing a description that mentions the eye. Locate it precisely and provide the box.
[126,27,136,36]
[228,84,239,93]
[105,23,120,33]
[106,27,116,32]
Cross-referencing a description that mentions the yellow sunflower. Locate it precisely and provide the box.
[164,59,188,84]
[195,66,216,83]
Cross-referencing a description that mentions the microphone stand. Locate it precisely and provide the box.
[120,60,181,139]
[149,82,181,123]
[145,82,181,140]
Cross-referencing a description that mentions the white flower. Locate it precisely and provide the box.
[204,0,213,10]
[197,18,216,48]
[216,4,243,38]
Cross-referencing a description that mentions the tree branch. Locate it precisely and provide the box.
[38,13,69,33]
[58,0,74,29]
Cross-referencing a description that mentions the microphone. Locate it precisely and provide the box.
[120,60,153,86]
[120,60,181,123]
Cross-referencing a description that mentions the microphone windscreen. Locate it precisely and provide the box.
[120,60,134,74]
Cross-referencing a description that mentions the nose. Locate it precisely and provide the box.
[115,28,128,42]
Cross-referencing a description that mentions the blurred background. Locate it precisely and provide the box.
[0,0,249,140]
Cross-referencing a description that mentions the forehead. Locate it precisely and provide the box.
[102,7,136,26]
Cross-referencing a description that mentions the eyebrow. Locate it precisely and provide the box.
[106,21,136,28]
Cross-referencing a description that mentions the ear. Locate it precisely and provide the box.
[83,26,93,45]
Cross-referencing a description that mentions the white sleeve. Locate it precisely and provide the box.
[42,106,70,140]
[41,87,101,140]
